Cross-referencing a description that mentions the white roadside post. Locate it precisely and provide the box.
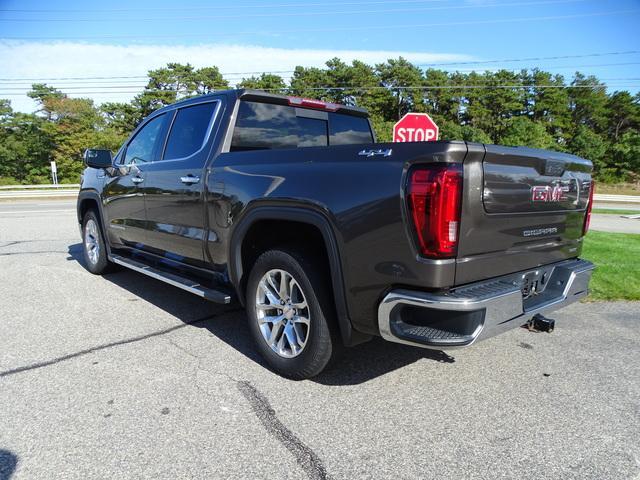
[50,160,58,185]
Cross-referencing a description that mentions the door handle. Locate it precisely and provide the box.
[131,176,144,184]
[180,175,200,185]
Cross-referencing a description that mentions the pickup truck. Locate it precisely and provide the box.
[78,89,595,379]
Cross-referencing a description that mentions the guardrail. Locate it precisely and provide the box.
[0,184,80,199]
[0,184,80,190]
[593,194,640,203]
[0,190,79,199]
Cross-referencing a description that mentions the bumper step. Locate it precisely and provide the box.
[393,323,476,346]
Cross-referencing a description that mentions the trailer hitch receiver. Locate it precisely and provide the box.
[527,314,555,333]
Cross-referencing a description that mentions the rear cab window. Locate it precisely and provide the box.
[328,112,373,145]
[163,101,218,160]
[230,100,373,151]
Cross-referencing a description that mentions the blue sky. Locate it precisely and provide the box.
[1,0,639,112]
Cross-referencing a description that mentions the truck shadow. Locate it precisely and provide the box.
[0,449,18,480]
[68,244,454,385]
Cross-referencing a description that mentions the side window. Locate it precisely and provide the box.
[230,101,328,151]
[329,113,374,145]
[163,102,217,160]
[124,114,166,165]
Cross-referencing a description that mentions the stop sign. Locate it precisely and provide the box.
[393,113,439,142]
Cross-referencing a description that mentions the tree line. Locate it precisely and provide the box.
[0,57,638,184]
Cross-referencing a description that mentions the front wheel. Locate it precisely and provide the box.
[81,210,113,275]
[246,249,339,379]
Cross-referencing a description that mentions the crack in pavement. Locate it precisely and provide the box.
[0,239,75,248]
[0,308,242,378]
[0,241,23,248]
[162,339,332,480]
[0,250,71,256]
[167,338,201,359]
[237,380,332,480]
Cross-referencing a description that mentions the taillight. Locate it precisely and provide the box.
[583,180,595,235]
[407,164,463,258]
[287,96,339,112]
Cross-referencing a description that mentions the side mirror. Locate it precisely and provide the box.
[84,149,113,169]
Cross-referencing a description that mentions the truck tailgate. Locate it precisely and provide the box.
[455,143,593,285]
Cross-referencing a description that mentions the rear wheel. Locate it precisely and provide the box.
[82,210,113,275]
[246,249,339,379]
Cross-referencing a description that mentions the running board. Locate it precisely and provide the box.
[109,254,231,304]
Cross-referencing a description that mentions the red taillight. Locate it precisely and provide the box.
[583,180,595,235]
[407,164,463,258]
[287,96,339,112]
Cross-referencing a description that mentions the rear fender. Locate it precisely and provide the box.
[229,205,371,347]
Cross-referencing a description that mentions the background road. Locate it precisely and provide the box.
[0,201,638,479]
[590,213,640,234]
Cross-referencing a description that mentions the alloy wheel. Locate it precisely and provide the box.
[84,218,100,265]
[254,269,310,358]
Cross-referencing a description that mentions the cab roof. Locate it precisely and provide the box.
[154,88,369,118]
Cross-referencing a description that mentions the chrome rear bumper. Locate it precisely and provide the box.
[378,258,594,349]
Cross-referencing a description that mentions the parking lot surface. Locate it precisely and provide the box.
[1,201,639,480]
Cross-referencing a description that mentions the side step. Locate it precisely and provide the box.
[109,255,231,304]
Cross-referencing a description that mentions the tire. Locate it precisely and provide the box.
[246,249,340,379]
[81,209,113,275]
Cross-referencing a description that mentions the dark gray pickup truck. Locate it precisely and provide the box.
[78,89,595,378]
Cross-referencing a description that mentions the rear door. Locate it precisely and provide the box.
[455,144,592,285]
[143,99,222,269]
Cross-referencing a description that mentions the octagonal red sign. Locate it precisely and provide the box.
[393,113,439,142]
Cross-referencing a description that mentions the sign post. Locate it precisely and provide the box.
[393,113,439,143]
[50,161,58,185]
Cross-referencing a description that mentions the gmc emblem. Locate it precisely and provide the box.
[531,185,568,202]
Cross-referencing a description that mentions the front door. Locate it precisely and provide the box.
[102,112,169,250]
[143,100,222,269]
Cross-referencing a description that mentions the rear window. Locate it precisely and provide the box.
[231,101,327,151]
[163,102,217,160]
[329,112,373,145]
[230,100,372,151]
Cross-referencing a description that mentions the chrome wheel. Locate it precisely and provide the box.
[255,269,310,358]
[84,218,100,265]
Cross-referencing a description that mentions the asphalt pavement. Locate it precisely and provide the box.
[0,201,639,480]
[590,213,640,234]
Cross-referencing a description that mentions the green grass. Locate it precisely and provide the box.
[592,208,640,215]
[582,231,640,301]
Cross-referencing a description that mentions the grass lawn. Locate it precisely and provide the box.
[581,231,640,301]
[592,208,640,215]
[595,183,640,196]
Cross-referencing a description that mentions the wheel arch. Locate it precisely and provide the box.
[77,190,103,224]
[77,190,110,253]
[229,205,370,347]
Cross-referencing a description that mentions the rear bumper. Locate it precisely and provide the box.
[377,258,594,349]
